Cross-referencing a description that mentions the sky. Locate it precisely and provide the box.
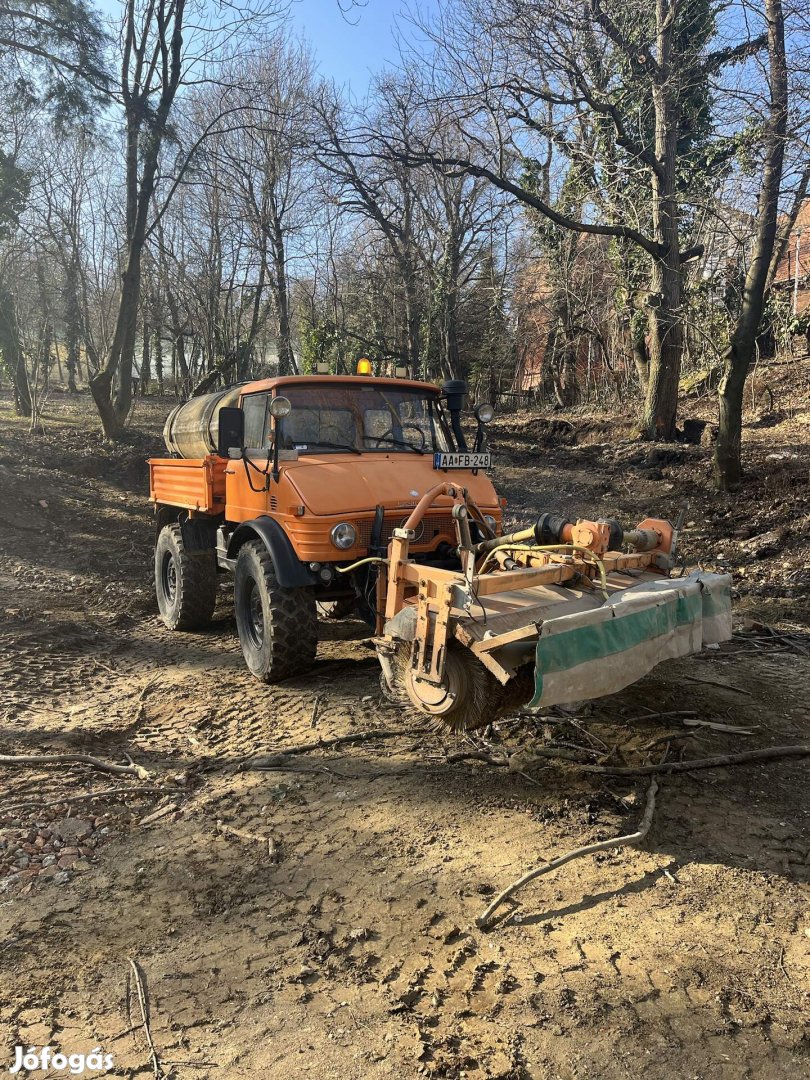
[290,0,430,96]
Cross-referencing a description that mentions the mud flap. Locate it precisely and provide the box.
[529,572,733,709]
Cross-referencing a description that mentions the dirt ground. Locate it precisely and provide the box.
[0,372,808,1080]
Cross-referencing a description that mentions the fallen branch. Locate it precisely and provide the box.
[682,719,755,734]
[2,785,178,814]
[233,727,426,771]
[681,675,753,697]
[448,744,810,777]
[560,744,810,776]
[127,959,162,1080]
[624,709,697,723]
[476,777,659,929]
[639,730,699,752]
[215,819,280,862]
[446,746,589,768]
[0,753,150,780]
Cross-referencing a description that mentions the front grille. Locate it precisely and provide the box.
[355,512,457,550]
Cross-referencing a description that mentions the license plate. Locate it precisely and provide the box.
[433,452,491,470]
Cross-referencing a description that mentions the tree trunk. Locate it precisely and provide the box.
[268,201,295,377]
[403,266,421,377]
[64,251,82,392]
[715,0,787,490]
[91,250,142,438]
[141,316,151,393]
[0,284,31,417]
[154,325,164,394]
[641,8,684,440]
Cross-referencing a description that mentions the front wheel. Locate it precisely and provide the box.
[234,540,317,682]
[155,524,217,631]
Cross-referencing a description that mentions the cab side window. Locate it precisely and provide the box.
[242,393,269,448]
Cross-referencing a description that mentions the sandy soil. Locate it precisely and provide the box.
[0,378,808,1080]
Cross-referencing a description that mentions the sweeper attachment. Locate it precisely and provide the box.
[374,483,732,731]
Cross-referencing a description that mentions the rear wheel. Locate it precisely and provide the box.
[234,540,317,682]
[155,523,217,630]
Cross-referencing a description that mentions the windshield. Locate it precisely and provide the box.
[275,385,454,455]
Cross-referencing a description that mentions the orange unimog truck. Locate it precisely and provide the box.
[149,367,501,678]
[149,366,732,731]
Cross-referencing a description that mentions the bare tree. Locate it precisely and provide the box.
[714,0,793,489]
[392,0,769,437]
[90,0,283,437]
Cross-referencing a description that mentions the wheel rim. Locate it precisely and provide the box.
[161,551,177,603]
[243,577,264,649]
[404,652,464,716]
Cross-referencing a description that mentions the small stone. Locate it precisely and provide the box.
[41,855,57,867]
[51,818,93,844]
[742,529,783,559]
[57,855,77,870]
[52,871,70,885]
[15,856,30,870]
[72,858,92,872]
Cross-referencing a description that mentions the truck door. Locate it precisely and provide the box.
[224,392,274,522]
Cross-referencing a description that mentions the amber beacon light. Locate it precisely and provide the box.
[355,357,373,375]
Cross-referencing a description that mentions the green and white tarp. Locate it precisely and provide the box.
[530,572,733,709]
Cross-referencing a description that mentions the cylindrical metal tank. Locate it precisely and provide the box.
[163,385,243,458]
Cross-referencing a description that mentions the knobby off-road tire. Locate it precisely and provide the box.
[155,523,217,631]
[234,540,317,682]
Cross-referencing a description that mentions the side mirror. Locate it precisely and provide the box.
[217,406,244,458]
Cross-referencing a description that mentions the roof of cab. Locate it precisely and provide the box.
[239,374,441,396]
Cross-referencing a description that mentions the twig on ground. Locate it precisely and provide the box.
[0,753,150,780]
[138,674,160,702]
[476,777,659,929]
[135,675,161,722]
[680,676,753,697]
[2,785,178,814]
[446,746,590,768]
[640,730,700,752]
[560,744,810,776]
[309,695,322,728]
[448,744,810,777]
[682,719,755,734]
[623,709,698,723]
[215,818,279,862]
[127,958,162,1080]
[231,728,427,771]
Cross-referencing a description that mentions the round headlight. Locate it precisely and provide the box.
[330,522,357,550]
[475,403,495,424]
[269,395,292,419]
[484,514,498,532]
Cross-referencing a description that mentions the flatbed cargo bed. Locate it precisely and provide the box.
[148,455,227,514]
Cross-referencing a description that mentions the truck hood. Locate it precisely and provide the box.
[284,453,499,515]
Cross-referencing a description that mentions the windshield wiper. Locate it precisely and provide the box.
[368,436,425,455]
[307,440,362,455]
